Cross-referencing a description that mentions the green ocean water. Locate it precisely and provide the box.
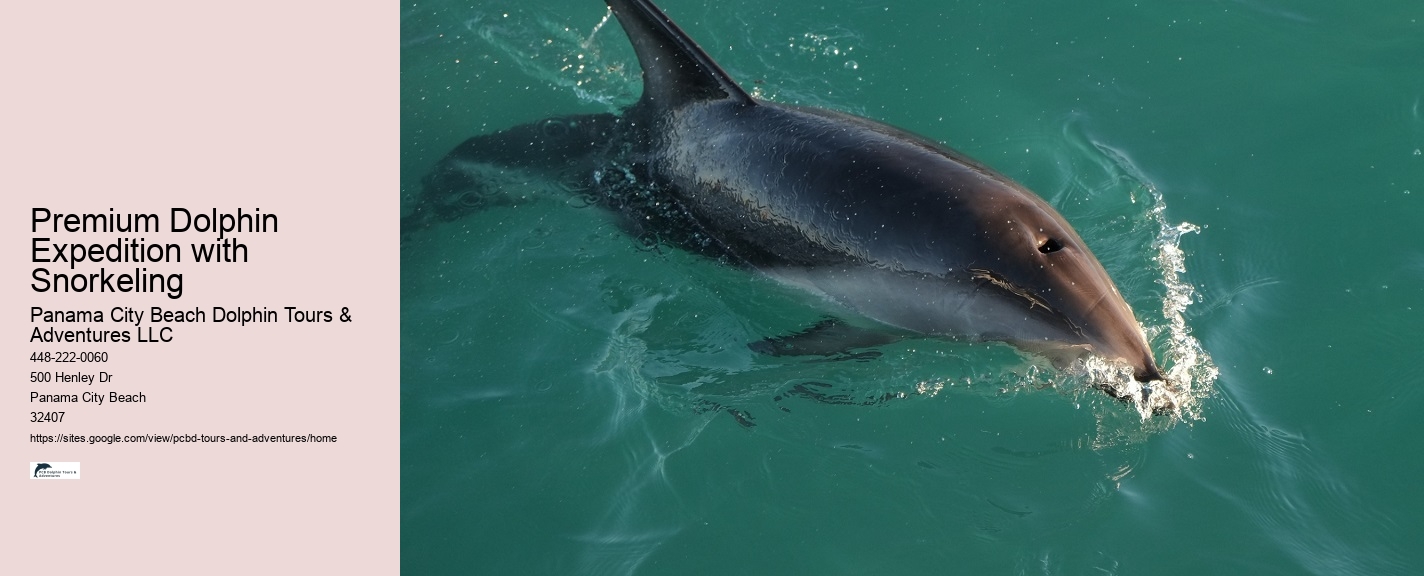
[400,1,1424,573]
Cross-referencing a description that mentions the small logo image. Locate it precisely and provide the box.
[30,461,80,480]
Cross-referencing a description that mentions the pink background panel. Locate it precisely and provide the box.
[1,2,398,573]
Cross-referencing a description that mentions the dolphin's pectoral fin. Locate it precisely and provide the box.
[748,318,901,359]
[402,113,621,234]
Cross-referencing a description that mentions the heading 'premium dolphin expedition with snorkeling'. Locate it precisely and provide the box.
[29,207,278,299]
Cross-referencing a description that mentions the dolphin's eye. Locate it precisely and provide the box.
[1038,238,1064,254]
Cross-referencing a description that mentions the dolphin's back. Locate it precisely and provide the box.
[647,100,1042,276]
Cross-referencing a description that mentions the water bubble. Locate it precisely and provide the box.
[1263,366,1274,375]
[844,60,859,70]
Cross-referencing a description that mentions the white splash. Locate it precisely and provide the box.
[1087,189,1218,423]
[1145,189,1219,421]
[464,7,638,108]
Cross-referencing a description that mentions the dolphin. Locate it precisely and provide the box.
[405,0,1165,393]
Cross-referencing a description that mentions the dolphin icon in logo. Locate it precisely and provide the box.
[33,463,51,477]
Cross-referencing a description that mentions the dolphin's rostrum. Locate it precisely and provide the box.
[405,0,1166,397]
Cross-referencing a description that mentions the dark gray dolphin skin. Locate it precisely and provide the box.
[405,0,1165,389]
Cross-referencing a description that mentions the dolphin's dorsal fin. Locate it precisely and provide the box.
[605,0,754,109]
